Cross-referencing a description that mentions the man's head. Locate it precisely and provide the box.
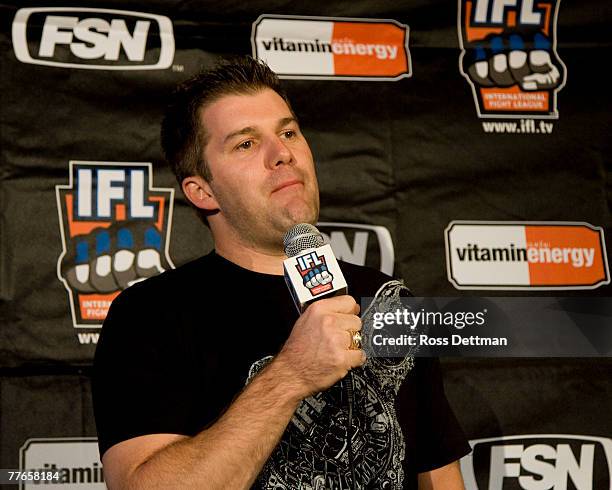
[161,56,319,253]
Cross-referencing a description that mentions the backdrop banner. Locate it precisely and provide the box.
[1,1,610,488]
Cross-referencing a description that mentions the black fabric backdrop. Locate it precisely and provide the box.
[1,1,610,488]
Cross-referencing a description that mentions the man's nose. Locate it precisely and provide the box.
[266,136,294,169]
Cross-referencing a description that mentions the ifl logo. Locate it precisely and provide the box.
[56,161,175,328]
[295,251,334,296]
[458,0,567,126]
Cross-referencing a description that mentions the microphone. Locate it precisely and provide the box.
[283,223,348,313]
[284,224,358,487]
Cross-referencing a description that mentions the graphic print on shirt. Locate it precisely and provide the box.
[247,355,414,489]
[246,280,415,489]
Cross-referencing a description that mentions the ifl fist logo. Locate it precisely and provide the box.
[458,0,566,125]
[295,251,334,297]
[56,161,174,328]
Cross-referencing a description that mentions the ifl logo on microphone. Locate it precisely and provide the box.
[295,251,334,296]
[56,161,175,329]
[458,0,567,132]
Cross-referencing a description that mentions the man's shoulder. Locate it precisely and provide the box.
[338,261,395,299]
[99,253,217,338]
[112,252,214,305]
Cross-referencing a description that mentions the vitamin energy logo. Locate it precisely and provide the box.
[19,437,104,489]
[445,221,610,290]
[252,15,411,80]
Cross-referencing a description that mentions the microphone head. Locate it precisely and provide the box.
[283,223,325,257]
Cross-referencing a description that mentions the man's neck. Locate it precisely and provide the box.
[214,239,286,275]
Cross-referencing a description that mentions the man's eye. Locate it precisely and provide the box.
[282,130,296,139]
[237,140,253,150]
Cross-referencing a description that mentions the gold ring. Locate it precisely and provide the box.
[348,330,362,350]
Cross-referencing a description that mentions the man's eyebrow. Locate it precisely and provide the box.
[223,126,257,144]
[224,117,299,144]
[277,117,298,129]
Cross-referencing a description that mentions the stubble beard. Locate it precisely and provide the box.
[214,186,320,254]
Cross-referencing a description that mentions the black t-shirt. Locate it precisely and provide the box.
[93,252,470,489]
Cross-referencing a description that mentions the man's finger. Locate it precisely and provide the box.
[316,295,359,315]
[337,314,362,332]
[346,349,367,369]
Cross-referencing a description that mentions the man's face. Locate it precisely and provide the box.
[200,89,320,251]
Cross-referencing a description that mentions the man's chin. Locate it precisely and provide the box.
[272,208,318,237]
[286,205,318,228]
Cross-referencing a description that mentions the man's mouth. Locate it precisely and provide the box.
[272,180,303,194]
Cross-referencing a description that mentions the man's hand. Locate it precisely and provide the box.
[274,295,366,399]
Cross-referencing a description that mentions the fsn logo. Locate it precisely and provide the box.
[56,162,175,329]
[12,8,175,70]
[461,435,612,490]
[317,222,395,276]
[295,252,334,297]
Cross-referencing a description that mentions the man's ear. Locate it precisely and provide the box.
[182,175,219,211]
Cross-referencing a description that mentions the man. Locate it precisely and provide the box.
[93,56,470,489]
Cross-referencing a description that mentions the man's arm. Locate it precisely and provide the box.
[418,461,465,490]
[101,296,364,490]
[103,356,301,489]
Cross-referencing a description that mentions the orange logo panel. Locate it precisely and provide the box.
[331,22,408,77]
[526,226,607,286]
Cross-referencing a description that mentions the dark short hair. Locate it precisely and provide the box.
[161,56,293,186]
